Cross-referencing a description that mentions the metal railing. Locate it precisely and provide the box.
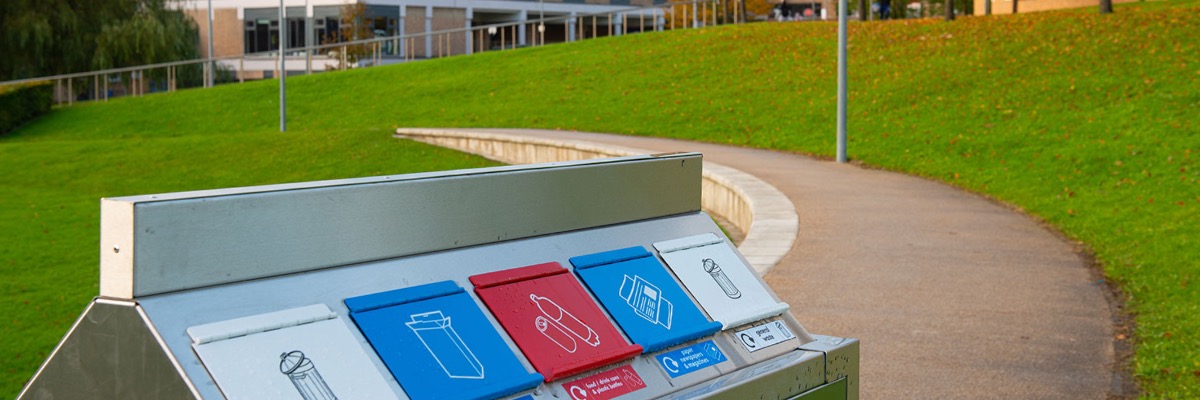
[0,0,745,107]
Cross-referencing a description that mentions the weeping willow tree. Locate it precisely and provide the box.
[0,0,199,82]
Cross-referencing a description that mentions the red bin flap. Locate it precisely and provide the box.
[471,263,642,382]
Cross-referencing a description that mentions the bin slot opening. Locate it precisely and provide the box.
[186,304,337,345]
[470,262,566,288]
[344,279,462,313]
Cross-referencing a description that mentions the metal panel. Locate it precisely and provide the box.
[100,154,701,298]
[790,378,848,400]
[18,299,198,400]
[798,335,860,400]
[663,349,827,400]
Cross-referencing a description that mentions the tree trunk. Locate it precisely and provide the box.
[985,0,991,15]
[1012,0,1017,14]
[1099,0,1113,13]
[946,0,954,19]
[860,0,868,20]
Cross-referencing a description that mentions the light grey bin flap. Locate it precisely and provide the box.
[188,304,402,400]
[655,233,789,329]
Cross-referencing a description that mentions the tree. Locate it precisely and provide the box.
[946,0,954,20]
[1099,0,1113,13]
[0,0,199,81]
[325,3,375,69]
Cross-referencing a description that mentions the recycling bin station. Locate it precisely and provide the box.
[19,153,858,400]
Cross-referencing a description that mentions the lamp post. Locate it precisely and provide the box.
[836,0,847,163]
[279,0,286,132]
[207,0,214,88]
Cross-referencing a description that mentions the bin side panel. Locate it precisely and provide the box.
[18,300,197,400]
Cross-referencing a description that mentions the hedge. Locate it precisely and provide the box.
[0,82,53,135]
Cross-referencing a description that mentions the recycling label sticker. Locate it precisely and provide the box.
[654,340,727,378]
[560,365,646,400]
[734,320,796,353]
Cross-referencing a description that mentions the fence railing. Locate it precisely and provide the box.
[0,0,747,107]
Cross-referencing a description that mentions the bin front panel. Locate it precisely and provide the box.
[570,246,722,353]
[187,304,400,400]
[345,281,543,400]
[471,263,642,382]
[654,233,790,329]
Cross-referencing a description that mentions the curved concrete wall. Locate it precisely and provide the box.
[394,128,798,274]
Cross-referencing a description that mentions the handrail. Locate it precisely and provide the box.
[0,0,743,103]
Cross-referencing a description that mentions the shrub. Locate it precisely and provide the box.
[0,82,52,135]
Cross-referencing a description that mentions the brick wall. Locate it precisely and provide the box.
[405,6,427,57]
[187,9,244,57]
[973,0,1137,15]
[432,8,467,56]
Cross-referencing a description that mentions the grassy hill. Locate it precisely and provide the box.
[3,0,1197,397]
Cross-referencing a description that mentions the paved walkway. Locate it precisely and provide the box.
[439,129,1117,399]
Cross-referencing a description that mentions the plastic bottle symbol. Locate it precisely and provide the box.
[531,294,600,353]
[279,350,338,400]
[702,259,741,299]
[406,311,485,379]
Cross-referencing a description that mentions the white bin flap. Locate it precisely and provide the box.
[655,233,789,329]
[188,304,403,400]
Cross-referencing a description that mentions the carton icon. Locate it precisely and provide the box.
[619,275,673,329]
[406,311,485,379]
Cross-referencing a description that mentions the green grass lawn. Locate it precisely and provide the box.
[3,0,1197,397]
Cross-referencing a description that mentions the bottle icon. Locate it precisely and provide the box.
[530,294,600,350]
[535,315,578,353]
[279,350,338,400]
[702,259,741,299]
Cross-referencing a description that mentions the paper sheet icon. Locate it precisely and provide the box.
[619,275,673,329]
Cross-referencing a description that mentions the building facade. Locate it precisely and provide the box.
[182,0,669,76]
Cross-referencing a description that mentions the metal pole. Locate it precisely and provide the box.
[836,0,848,163]
[208,0,215,88]
[692,2,697,28]
[279,0,286,132]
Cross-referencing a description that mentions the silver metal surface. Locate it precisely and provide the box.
[789,378,848,400]
[665,349,827,400]
[17,299,198,400]
[799,335,860,400]
[100,154,702,298]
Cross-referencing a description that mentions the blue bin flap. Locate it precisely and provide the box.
[346,281,543,400]
[570,247,722,353]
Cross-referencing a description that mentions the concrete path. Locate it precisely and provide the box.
[443,129,1117,399]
